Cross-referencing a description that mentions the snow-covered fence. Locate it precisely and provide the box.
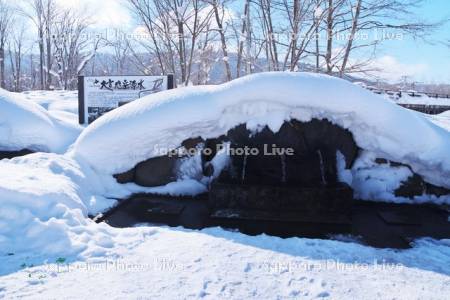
[360,85,450,114]
[399,104,450,115]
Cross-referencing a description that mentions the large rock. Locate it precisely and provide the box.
[113,168,135,184]
[0,149,33,160]
[209,181,353,213]
[395,173,450,198]
[114,136,207,186]
[134,155,179,187]
[372,158,450,198]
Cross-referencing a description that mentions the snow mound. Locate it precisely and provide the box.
[427,110,450,132]
[0,154,106,255]
[73,72,450,189]
[0,152,150,262]
[22,90,80,126]
[0,89,81,153]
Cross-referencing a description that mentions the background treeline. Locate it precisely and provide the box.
[0,0,447,92]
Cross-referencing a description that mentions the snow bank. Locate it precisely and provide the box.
[73,72,450,190]
[396,93,450,106]
[22,90,79,126]
[0,153,137,258]
[0,89,81,153]
[22,90,78,115]
[427,110,450,132]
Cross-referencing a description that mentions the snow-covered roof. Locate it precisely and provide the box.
[72,72,450,189]
[0,89,81,153]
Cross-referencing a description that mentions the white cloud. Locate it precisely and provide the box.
[56,0,132,28]
[368,55,429,82]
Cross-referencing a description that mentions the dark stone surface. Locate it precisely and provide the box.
[100,194,450,249]
[395,173,450,198]
[426,183,450,197]
[181,136,204,151]
[216,119,358,187]
[0,149,34,160]
[134,155,179,187]
[209,182,353,214]
[374,158,450,198]
[203,162,214,177]
[114,168,135,184]
[114,136,206,186]
[202,135,227,162]
[114,119,359,191]
[395,173,426,198]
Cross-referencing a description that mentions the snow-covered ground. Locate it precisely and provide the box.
[0,89,81,153]
[1,227,450,299]
[396,94,450,106]
[21,90,79,126]
[1,73,450,299]
[427,111,450,132]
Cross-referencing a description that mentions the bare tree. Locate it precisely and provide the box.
[319,0,438,76]
[23,0,57,89]
[0,0,12,88]
[52,8,97,89]
[8,24,28,91]
[208,0,232,81]
[235,0,251,77]
[127,0,214,85]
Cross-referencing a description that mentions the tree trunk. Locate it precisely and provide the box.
[340,0,362,77]
[46,35,52,89]
[213,1,231,81]
[236,0,250,78]
[0,46,5,88]
[38,31,45,90]
[325,0,333,74]
[290,0,299,71]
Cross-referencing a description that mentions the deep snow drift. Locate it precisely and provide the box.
[0,89,81,153]
[73,72,450,201]
[0,153,124,257]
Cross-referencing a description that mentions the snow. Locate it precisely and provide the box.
[21,90,80,126]
[0,153,122,257]
[1,226,450,299]
[73,72,450,193]
[396,93,450,106]
[427,110,450,132]
[0,89,81,153]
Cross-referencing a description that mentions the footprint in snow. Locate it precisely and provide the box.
[316,291,330,298]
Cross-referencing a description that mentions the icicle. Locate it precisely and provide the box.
[280,154,286,183]
[241,154,247,183]
[317,149,327,186]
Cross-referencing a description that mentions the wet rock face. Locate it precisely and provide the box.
[0,149,34,160]
[395,173,450,198]
[214,119,358,187]
[114,136,205,187]
[374,158,450,198]
[134,156,179,187]
[114,155,179,187]
[114,119,359,189]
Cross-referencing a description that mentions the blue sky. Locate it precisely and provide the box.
[376,0,450,83]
